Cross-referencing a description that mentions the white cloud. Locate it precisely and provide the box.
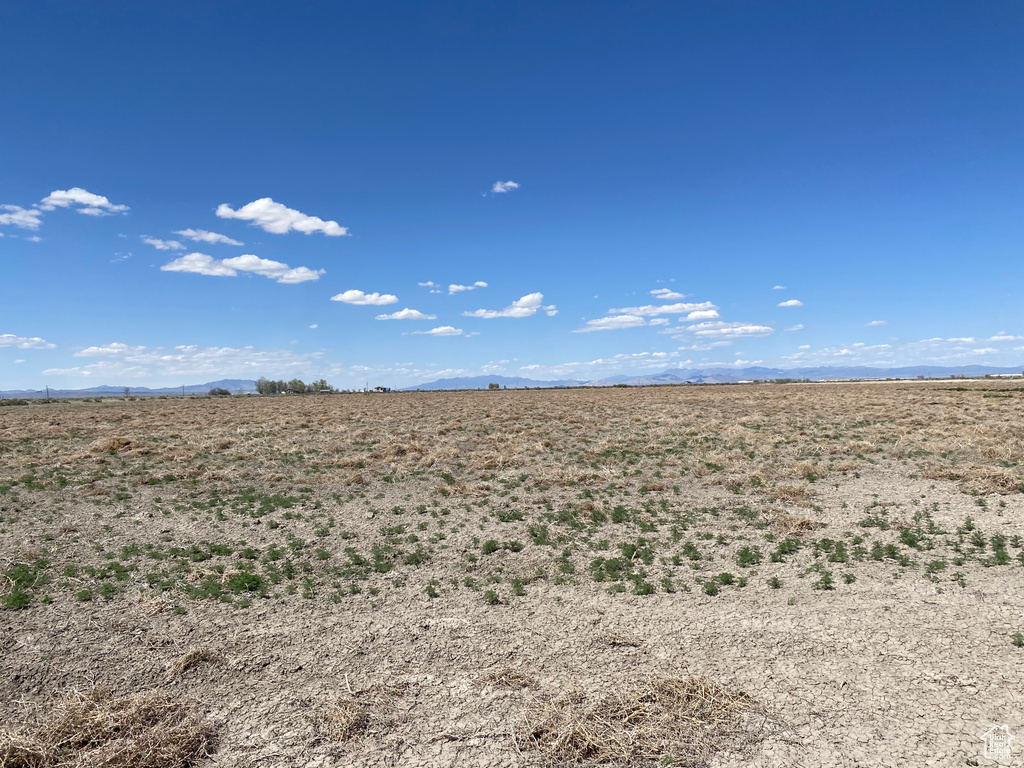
[972,348,998,355]
[174,228,244,246]
[772,285,786,290]
[609,301,717,317]
[74,342,147,357]
[448,281,488,294]
[0,205,44,230]
[777,299,803,307]
[685,309,720,321]
[687,322,774,339]
[799,345,811,350]
[866,320,887,327]
[0,333,56,350]
[14,359,24,364]
[375,308,437,320]
[573,315,648,333]
[412,326,467,336]
[221,254,324,284]
[650,288,687,300]
[491,181,519,194]
[44,343,324,381]
[216,198,348,236]
[38,188,128,215]
[990,334,1023,341]
[464,292,556,319]
[24,235,42,243]
[649,318,670,326]
[160,253,237,277]
[160,253,322,283]
[309,324,318,329]
[142,236,184,251]
[784,324,804,332]
[331,290,399,306]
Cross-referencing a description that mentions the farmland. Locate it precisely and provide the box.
[2,381,1022,767]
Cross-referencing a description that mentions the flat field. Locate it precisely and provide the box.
[1,382,1022,767]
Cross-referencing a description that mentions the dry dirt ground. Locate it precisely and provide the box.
[1,382,1022,767]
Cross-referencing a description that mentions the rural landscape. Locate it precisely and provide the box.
[2,380,1022,766]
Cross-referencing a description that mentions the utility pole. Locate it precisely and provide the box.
[45,385,49,400]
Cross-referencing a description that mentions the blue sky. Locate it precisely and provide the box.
[2,1,1022,389]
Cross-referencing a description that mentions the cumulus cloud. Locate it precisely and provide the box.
[412,326,467,336]
[464,292,556,319]
[785,324,805,332]
[772,285,786,290]
[777,299,803,307]
[160,253,237,277]
[174,228,244,246]
[161,253,323,283]
[375,308,437,320]
[142,236,184,251]
[216,198,348,236]
[491,181,519,193]
[650,288,687,300]
[449,281,488,294]
[418,281,442,294]
[609,301,717,317]
[573,315,648,333]
[44,343,323,381]
[685,309,720,321]
[866,320,887,327]
[649,318,670,326]
[0,205,44,230]
[687,322,774,338]
[0,333,56,350]
[990,334,1023,341]
[330,290,399,306]
[38,188,129,215]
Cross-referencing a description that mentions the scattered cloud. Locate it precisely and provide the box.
[418,281,442,294]
[772,285,786,290]
[650,288,686,300]
[216,198,348,236]
[777,299,803,307]
[866,320,887,327]
[491,181,519,194]
[43,343,324,381]
[448,281,487,294]
[161,253,324,283]
[0,205,44,230]
[573,315,648,333]
[174,228,244,246]
[464,292,556,319]
[989,334,1023,341]
[649,318,670,326]
[142,236,184,251]
[330,289,399,306]
[609,301,717,317]
[375,308,437,320]
[412,326,467,336]
[24,235,42,243]
[0,333,56,350]
[686,322,774,339]
[784,324,804,332]
[309,324,318,329]
[972,348,998,355]
[38,187,129,216]
[685,309,720,321]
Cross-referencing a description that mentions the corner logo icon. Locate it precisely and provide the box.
[981,725,1014,760]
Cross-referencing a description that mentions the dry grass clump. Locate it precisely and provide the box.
[481,667,538,690]
[167,647,222,679]
[768,511,818,537]
[0,688,212,768]
[518,677,771,767]
[317,697,369,742]
[88,436,132,454]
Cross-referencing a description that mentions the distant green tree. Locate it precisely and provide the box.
[287,378,305,393]
[488,382,500,390]
[209,387,231,396]
[255,377,276,395]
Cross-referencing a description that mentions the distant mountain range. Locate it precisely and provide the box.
[402,365,1024,390]
[0,379,257,399]
[3,365,1022,399]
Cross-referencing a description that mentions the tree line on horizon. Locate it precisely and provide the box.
[254,377,337,395]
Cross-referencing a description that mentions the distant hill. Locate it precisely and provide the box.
[402,365,1024,390]
[0,379,258,399]
[400,375,584,391]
